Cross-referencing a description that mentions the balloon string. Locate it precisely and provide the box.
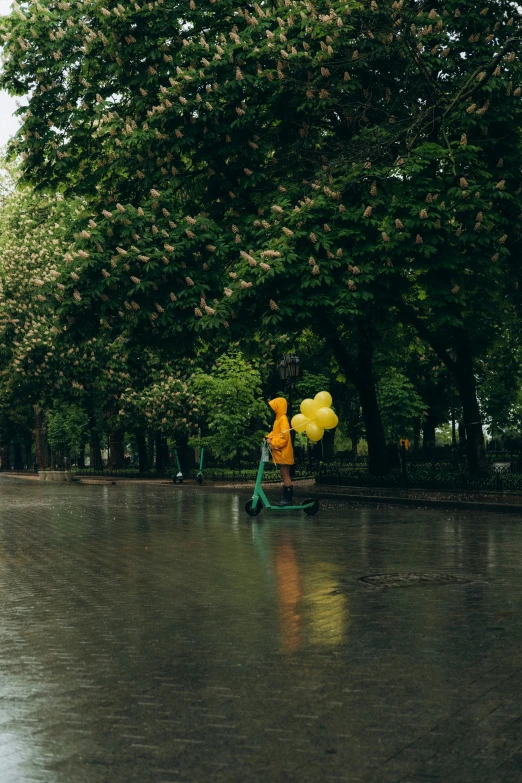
[265,441,279,469]
[266,427,294,439]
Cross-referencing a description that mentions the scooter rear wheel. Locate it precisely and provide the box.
[302,499,320,516]
[245,499,262,516]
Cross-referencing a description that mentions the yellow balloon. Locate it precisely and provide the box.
[315,407,339,430]
[314,391,333,408]
[300,398,321,419]
[306,421,324,442]
[291,413,310,433]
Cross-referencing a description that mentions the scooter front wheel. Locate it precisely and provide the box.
[245,499,262,516]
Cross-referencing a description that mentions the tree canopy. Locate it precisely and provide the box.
[2,0,522,474]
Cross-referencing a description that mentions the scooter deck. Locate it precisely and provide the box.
[264,503,315,511]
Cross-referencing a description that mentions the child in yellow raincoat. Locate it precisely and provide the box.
[266,397,295,505]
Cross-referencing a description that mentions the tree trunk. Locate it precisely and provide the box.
[453,354,487,475]
[327,327,389,475]
[89,431,103,470]
[24,438,33,470]
[0,444,11,471]
[33,405,48,470]
[413,418,421,451]
[422,414,436,452]
[398,309,487,477]
[147,435,155,469]
[89,425,103,470]
[86,402,104,470]
[136,431,149,473]
[13,442,24,471]
[310,441,322,462]
[108,427,125,470]
[155,434,168,473]
[323,426,336,460]
[353,325,389,475]
[458,421,466,448]
[177,433,195,472]
[357,372,389,475]
[350,408,360,460]
[78,440,86,469]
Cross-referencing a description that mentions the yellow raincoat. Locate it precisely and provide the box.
[267,398,294,465]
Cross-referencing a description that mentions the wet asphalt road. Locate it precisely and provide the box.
[1,477,522,783]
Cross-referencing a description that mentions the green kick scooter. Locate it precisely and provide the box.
[244,442,319,517]
[196,446,204,484]
[172,448,183,483]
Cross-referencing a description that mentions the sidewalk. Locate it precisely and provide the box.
[7,471,522,513]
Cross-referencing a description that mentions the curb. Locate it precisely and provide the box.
[2,473,40,481]
[314,491,522,514]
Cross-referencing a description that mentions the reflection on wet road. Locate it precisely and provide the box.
[0,478,522,782]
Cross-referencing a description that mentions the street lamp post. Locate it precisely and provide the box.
[278,354,301,422]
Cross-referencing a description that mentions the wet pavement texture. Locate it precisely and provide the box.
[1,478,522,783]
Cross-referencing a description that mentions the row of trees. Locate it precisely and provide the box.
[2,0,522,474]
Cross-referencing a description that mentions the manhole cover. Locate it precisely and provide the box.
[359,572,475,588]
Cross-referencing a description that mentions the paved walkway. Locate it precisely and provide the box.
[0,477,521,783]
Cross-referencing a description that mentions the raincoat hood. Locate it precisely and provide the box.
[269,397,288,418]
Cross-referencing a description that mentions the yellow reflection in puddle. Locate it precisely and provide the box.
[274,535,302,653]
[301,563,349,647]
[273,537,349,652]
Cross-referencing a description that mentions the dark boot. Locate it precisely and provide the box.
[280,486,294,506]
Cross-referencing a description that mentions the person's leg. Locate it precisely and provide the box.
[279,465,292,487]
[279,465,294,505]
